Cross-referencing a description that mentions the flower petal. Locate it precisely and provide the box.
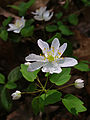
[57,57,78,67]
[27,62,46,72]
[38,39,49,57]
[44,12,53,21]
[42,62,62,74]
[7,24,16,31]
[51,38,60,57]
[34,15,43,21]
[56,43,67,57]
[25,53,46,62]
[13,28,21,33]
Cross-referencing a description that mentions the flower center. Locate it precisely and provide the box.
[47,55,54,62]
[15,21,22,28]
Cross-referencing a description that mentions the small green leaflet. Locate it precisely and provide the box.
[8,66,22,82]
[2,16,12,27]
[74,61,89,71]
[59,25,74,36]
[62,94,87,115]
[32,96,44,115]
[40,90,62,105]
[1,87,12,111]
[0,73,5,84]
[46,25,58,32]
[20,64,40,82]
[21,26,34,37]
[68,14,78,25]
[50,68,71,86]
[0,29,8,41]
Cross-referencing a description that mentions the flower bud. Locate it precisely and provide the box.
[11,90,21,100]
[75,79,84,89]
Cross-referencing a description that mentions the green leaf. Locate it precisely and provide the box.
[62,94,87,115]
[47,33,61,43]
[59,25,74,36]
[5,82,17,89]
[8,66,22,82]
[55,12,63,19]
[50,68,71,86]
[21,26,34,37]
[20,64,40,82]
[2,16,12,27]
[32,96,44,115]
[68,14,78,25]
[1,87,12,111]
[46,25,58,32]
[74,61,89,71]
[26,82,37,92]
[9,33,21,43]
[81,0,90,6]
[25,19,35,27]
[40,90,62,105]
[8,0,35,16]
[63,0,69,9]
[0,73,5,84]
[0,29,8,41]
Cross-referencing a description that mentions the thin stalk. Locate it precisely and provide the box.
[36,76,44,90]
[57,83,74,90]
[21,90,42,94]
[44,76,49,89]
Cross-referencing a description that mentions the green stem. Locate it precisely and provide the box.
[36,76,45,90]
[44,76,49,89]
[57,83,74,90]
[21,90,41,94]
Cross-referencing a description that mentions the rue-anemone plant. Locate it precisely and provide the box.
[11,38,88,116]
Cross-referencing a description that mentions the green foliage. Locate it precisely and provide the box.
[55,12,63,20]
[58,25,74,35]
[63,0,69,9]
[8,0,35,16]
[32,90,62,115]
[2,16,12,27]
[9,33,21,43]
[1,87,12,111]
[47,33,61,43]
[74,61,89,71]
[32,96,44,115]
[21,26,34,37]
[62,94,87,115]
[0,73,5,84]
[68,14,78,25]
[20,64,40,82]
[26,83,37,92]
[25,19,35,27]
[5,82,17,89]
[81,0,90,5]
[50,68,71,86]
[40,90,62,105]
[46,25,58,32]
[8,66,22,82]
[0,29,8,41]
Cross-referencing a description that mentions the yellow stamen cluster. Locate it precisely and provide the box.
[40,47,64,62]
[15,21,22,28]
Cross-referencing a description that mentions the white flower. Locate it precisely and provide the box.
[24,62,31,66]
[11,90,21,100]
[32,6,53,21]
[7,16,25,33]
[25,38,78,74]
[75,79,84,89]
